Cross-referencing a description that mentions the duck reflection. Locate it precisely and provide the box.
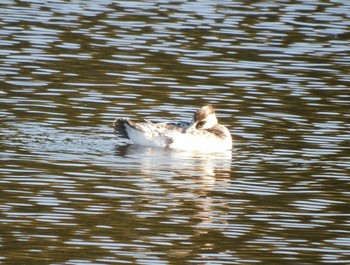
[114,144,233,250]
[115,144,232,182]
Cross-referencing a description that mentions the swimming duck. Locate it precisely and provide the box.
[113,105,232,151]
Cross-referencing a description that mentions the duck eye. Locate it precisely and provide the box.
[196,121,205,129]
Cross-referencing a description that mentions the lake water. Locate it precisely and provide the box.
[1,0,350,264]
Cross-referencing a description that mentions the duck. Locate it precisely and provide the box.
[113,105,232,151]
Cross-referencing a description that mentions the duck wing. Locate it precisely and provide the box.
[113,118,189,146]
[113,118,143,138]
[144,119,190,133]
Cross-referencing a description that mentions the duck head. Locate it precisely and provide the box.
[184,105,218,133]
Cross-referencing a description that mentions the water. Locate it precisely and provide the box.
[1,0,350,264]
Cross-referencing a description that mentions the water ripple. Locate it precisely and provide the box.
[1,0,350,264]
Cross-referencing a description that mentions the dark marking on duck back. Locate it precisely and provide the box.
[113,118,130,139]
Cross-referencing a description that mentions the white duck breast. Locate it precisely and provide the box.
[113,105,232,151]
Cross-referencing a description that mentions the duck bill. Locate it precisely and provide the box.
[184,121,197,133]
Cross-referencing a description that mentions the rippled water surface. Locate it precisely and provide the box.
[1,0,350,264]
